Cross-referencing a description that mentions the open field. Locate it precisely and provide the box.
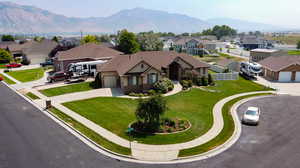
[265,35,300,45]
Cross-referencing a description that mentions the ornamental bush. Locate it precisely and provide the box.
[153,78,174,94]
[0,49,12,63]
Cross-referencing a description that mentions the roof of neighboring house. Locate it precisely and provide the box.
[174,37,216,45]
[98,51,210,75]
[215,59,236,67]
[241,36,265,45]
[259,56,300,72]
[23,39,58,55]
[55,43,123,61]
[0,41,16,49]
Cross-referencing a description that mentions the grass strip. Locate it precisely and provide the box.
[0,73,16,84]
[26,92,40,100]
[40,82,95,97]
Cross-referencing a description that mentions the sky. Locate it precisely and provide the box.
[2,0,300,28]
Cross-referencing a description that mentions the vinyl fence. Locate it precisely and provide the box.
[212,72,239,81]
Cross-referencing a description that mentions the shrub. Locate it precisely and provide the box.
[180,80,189,90]
[196,77,202,86]
[148,89,156,96]
[4,69,9,73]
[153,78,174,94]
[0,49,13,64]
[201,76,208,86]
[93,73,102,89]
[208,74,215,86]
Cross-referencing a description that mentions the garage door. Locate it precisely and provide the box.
[295,72,300,82]
[278,72,292,82]
[103,76,117,88]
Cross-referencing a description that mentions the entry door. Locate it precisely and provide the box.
[278,72,292,82]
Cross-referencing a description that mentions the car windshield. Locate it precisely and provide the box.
[246,110,257,115]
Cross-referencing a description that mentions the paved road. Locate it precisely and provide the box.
[1,82,300,168]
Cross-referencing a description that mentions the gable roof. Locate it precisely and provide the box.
[259,56,300,72]
[23,39,58,55]
[98,51,210,75]
[56,43,123,61]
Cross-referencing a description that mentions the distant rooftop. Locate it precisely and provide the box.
[251,49,279,53]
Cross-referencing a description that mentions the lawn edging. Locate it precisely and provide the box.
[178,93,275,159]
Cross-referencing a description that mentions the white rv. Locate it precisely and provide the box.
[67,60,107,78]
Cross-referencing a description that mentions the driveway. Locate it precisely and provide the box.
[255,76,300,95]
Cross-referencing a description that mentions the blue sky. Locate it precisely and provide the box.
[3,0,300,28]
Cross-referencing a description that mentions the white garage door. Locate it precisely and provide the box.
[295,72,300,82]
[103,76,117,88]
[278,72,292,82]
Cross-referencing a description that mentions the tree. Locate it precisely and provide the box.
[117,29,140,54]
[81,35,100,44]
[137,31,163,51]
[202,25,237,40]
[1,35,15,42]
[297,41,300,50]
[135,95,167,130]
[208,74,215,86]
[34,36,45,42]
[0,49,13,63]
[93,73,102,89]
[52,36,59,42]
[181,32,190,36]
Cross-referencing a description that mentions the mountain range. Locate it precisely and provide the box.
[0,1,288,34]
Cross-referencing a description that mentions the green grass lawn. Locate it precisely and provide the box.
[0,73,16,85]
[6,68,44,83]
[63,77,271,145]
[40,82,95,97]
[288,50,300,55]
[0,63,6,69]
[25,92,40,100]
[49,107,131,155]
[178,93,272,157]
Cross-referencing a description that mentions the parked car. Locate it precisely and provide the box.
[5,63,22,68]
[242,107,260,125]
[47,72,67,83]
[40,60,53,67]
[0,76,3,81]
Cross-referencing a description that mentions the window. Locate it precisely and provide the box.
[91,65,97,69]
[83,64,87,69]
[148,73,158,84]
[141,64,144,69]
[129,76,138,86]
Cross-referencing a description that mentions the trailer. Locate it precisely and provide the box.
[240,62,262,78]
[66,60,107,82]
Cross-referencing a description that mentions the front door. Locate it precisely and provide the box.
[169,62,180,80]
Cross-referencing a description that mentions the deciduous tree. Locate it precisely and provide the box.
[116,29,140,54]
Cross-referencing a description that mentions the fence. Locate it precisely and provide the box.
[212,72,239,81]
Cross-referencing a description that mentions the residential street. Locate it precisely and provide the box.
[1,82,300,168]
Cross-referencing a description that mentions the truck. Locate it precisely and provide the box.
[66,60,107,82]
[240,62,262,78]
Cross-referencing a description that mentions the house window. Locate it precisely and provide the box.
[141,64,144,69]
[148,73,158,84]
[129,76,138,86]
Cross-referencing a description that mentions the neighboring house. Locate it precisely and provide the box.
[259,56,300,82]
[241,36,265,50]
[59,37,80,48]
[53,43,123,72]
[97,51,210,94]
[22,39,58,64]
[215,59,240,72]
[160,36,177,51]
[173,37,217,55]
[250,49,281,62]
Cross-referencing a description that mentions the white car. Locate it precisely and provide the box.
[242,107,260,125]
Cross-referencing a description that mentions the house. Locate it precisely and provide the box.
[241,36,266,50]
[215,59,240,72]
[259,56,300,82]
[22,39,58,64]
[173,37,217,55]
[53,43,123,72]
[160,37,177,51]
[97,51,210,94]
[250,49,281,62]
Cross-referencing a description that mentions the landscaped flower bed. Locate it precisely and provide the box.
[130,118,191,134]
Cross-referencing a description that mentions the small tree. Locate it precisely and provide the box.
[52,36,59,42]
[0,49,13,63]
[81,35,100,44]
[297,41,300,50]
[201,76,208,86]
[93,73,102,89]
[135,95,167,131]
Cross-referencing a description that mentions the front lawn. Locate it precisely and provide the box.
[288,50,300,55]
[6,68,44,83]
[63,77,271,145]
[0,73,16,85]
[40,82,95,97]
